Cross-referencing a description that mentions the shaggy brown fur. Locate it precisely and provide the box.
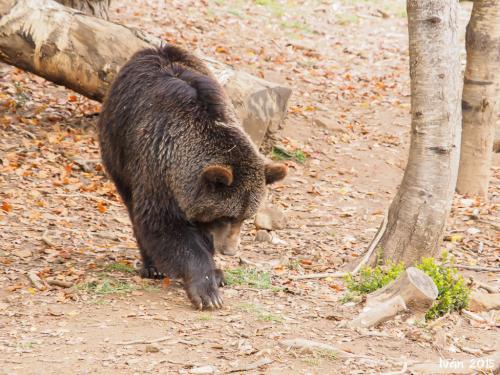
[97,45,287,309]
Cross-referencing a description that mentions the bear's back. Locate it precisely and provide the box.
[98,45,261,190]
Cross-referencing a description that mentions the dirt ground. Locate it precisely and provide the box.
[0,1,498,374]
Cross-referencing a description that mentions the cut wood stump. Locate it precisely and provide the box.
[349,267,438,329]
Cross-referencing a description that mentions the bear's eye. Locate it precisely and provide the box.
[207,181,231,192]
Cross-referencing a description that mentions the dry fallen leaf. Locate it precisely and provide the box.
[215,46,228,54]
[329,283,344,292]
[162,278,171,289]
[1,201,11,212]
[97,201,107,213]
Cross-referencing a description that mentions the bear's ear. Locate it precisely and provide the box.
[202,165,234,186]
[265,162,288,185]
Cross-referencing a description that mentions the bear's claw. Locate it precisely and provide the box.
[185,269,224,310]
[138,265,166,279]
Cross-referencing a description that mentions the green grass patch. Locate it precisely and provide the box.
[287,260,302,271]
[77,275,158,296]
[14,82,30,107]
[271,146,308,163]
[237,302,283,323]
[302,357,321,366]
[344,260,405,294]
[77,278,139,295]
[342,253,470,320]
[19,341,36,349]
[317,349,337,361]
[280,19,313,33]
[227,9,242,17]
[102,262,136,274]
[225,267,272,289]
[302,349,337,365]
[335,13,359,25]
[339,291,356,304]
[197,313,213,321]
[253,0,285,16]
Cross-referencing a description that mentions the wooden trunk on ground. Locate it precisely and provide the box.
[349,267,438,328]
[456,0,500,198]
[0,0,291,147]
[368,0,462,266]
[55,0,110,19]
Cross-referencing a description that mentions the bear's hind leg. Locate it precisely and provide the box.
[137,246,166,279]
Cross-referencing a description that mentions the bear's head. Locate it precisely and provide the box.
[187,160,287,256]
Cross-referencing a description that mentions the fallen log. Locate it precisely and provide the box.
[0,0,291,147]
[55,0,110,19]
[349,267,438,329]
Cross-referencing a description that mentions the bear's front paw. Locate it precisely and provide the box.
[185,270,223,310]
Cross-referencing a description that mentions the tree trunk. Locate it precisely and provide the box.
[55,0,110,19]
[456,0,500,198]
[0,0,291,147]
[368,0,462,266]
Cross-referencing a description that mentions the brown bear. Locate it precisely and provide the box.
[97,45,287,309]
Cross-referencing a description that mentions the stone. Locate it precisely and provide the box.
[331,256,344,266]
[314,116,348,133]
[190,365,216,374]
[270,233,287,245]
[255,230,272,242]
[254,206,287,230]
[12,248,32,258]
[145,345,159,353]
[468,291,500,312]
[466,227,480,235]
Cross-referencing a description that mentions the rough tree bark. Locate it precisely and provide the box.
[55,0,110,19]
[367,0,462,266]
[0,0,291,147]
[456,0,500,198]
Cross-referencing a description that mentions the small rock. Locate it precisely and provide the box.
[469,291,500,312]
[331,256,344,266]
[254,206,287,230]
[145,345,159,353]
[28,190,41,199]
[190,365,215,374]
[314,116,348,133]
[466,227,480,235]
[270,233,287,245]
[47,307,64,316]
[255,230,272,242]
[343,235,357,244]
[27,271,46,290]
[12,248,32,258]
[125,358,140,365]
[460,198,475,207]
